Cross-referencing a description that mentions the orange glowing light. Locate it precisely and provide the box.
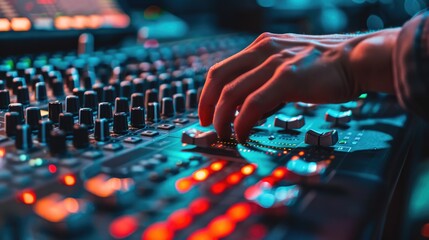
[298,151,305,156]
[208,216,235,238]
[0,148,5,157]
[20,190,36,205]
[72,15,87,29]
[34,194,68,222]
[227,203,252,222]
[188,229,215,240]
[11,18,31,31]
[291,155,300,160]
[85,174,134,198]
[422,223,429,238]
[63,198,79,213]
[189,198,210,215]
[226,172,242,185]
[55,16,72,30]
[272,167,288,179]
[88,15,102,29]
[142,222,173,240]
[63,174,76,186]
[241,164,256,176]
[168,209,193,230]
[48,164,57,174]
[260,176,276,186]
[193,169,209,182]
[211,182,227,194]
[209,161,226,172]
[109,215,138,239]
[0,19,10,31]
[176,177,193,193]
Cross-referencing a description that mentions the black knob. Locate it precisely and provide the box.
[113,112,128,134]
[186,89,197,110]
[59,113,74,134]
[0,89,10,109]
[12,77,24,95]
[79,108,94,128]
[130,107,145,128]
[26,107,41,130]
[0,79,4,90]
[83,90,98,111]
[159,83,171,101]
[17,86,30,105]
[5,112,20,137]
[35,82,47,101]
[161,97,174,118]
[146,75,159,89]
[120,81,134,99]
[114,97,129,114]
[98,102,113,122]
[182,78,195,93]
[73,124,90,149]
[72,88,85,107]
[65,95,80,116]
[103,86,116,103]
[48,101,62,123]
[52,78,64,97]
[171,81,183,95]
[146,102,160,123]
[144,89,158,108]
[94,118,110,141]
[133,78,146,93]
[38,119,53,143]
[9,103,24,123]
[92,82,105,103]
[173,93,185,114]
[15,124,32,150]
[131,93,144,108]
[49,129,67,156]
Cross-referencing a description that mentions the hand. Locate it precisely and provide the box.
[198,30,399,143]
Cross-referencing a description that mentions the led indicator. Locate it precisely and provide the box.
[48,164,57,174]
[227,203,251,222]
[63,174,76,186]
[241,164,256,175]
[192,169,209,182]
[208,216,235,238]
[142,222,173,240]
[20,190,36,205]
[168,209,192,230]
[175,177,193,193]
[109,215,138,239]
[189,198,210,215]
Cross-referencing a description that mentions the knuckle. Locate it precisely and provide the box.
[266,54,284,64]
[257,37,276,51]
[259,32,274,39]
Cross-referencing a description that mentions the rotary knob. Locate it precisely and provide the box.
[0,89,10,109]
[130,107,145,128]
[83,90,98,111]
[48,101,63,123]
[305,130,338,147]
[115,97,129,114]
[161,97,174,118]
[38,119,53,144]
[173,93,185,114]
[59,113,74,134]
[79,108,94,128]
[65,95,80,116]
[26,107,41,131]
[73,124,90,149]
[98,102,113,122]
[131,93,145,108]
[274,114,305,130]
[146,102,160,123]
[94,118,111,141]
[15,124,32,150]
[113,112,128,134]
[49,129,67,156]
[5,112,20,137]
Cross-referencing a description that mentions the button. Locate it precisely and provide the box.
[98,102,113,122]
[49,129,67,156]
[181,129,217,147]
[17,86,30,105]
[176,159,190,167]
[5,112,20,137]
[173,118,189,124]
[59,113,75,134]
[103,143,123,151]
[274,114,305,130]
[157,124,175,130]
[123,137,142,144]
[187,112,199,119]
[9,103,24,123]
[146,102,160,123]
[103,86,116,103]
[164,166,179,175]
[113,112,129,134]
[83,90,98,111]
[131,93,145,108]
[26,107,42,130]
[130,107,145,128]
[82,150,103,160]
[148,171,166,182]
[65,95,80,116]
[325,109,352,125]
[140,158,160,169]
[305,130,338,147]
[186,89,198,110]
[48,101,63,123]
[130,165,145,175]
[94,118,111,142]
[79,108,94,129]
[145,89,159,108]
[173,93,185,114]
[141,130,159,137]
[115,97,130,115]
[294,102,317,111]
[161,97,174,118]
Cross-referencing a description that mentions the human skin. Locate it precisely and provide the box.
[198,29,400,143]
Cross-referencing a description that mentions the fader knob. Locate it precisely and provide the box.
[144,89,158,108]
[103,86,116,103]
[73,124,90,149]
[295,102,317,111]
[113,112,128,134]
[94,118,110,141]
[130,107,145,128]
[92,82,105,102]
[186,89,197,110]
[146,102,160,123]
[83,90,98,111]
[98,102,113,122]
[325,110,352,125]
[274,114,305,130]
[15,124,32,150]
[65,95,80,116]
[79,108,94,128]
[52,79,64,97]
[9,103,24,123]
[173,93,185,114]
[0,89,10,109]
[35,82,47,101]
[182,78,195,92]
[49,129,67,156]
[340,100,364,115]
[26,107,41,130]
[17,86,30,105]
[59,113,74,134]
[73,88,85,107]
[5,112,20,137]
[159,83,171,101]
[305,130,338,147]
[181,129,217,147]
[171,81,183,95]
[48,101,62,123]
[38,119,53,143]
[130,93,144,108]
[161,97,174,118]
[115,97,129,114]
[120,81,134,99]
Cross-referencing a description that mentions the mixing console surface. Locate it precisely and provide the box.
[0,35,415,239]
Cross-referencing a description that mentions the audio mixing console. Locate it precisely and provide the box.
[0,35,416,239]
